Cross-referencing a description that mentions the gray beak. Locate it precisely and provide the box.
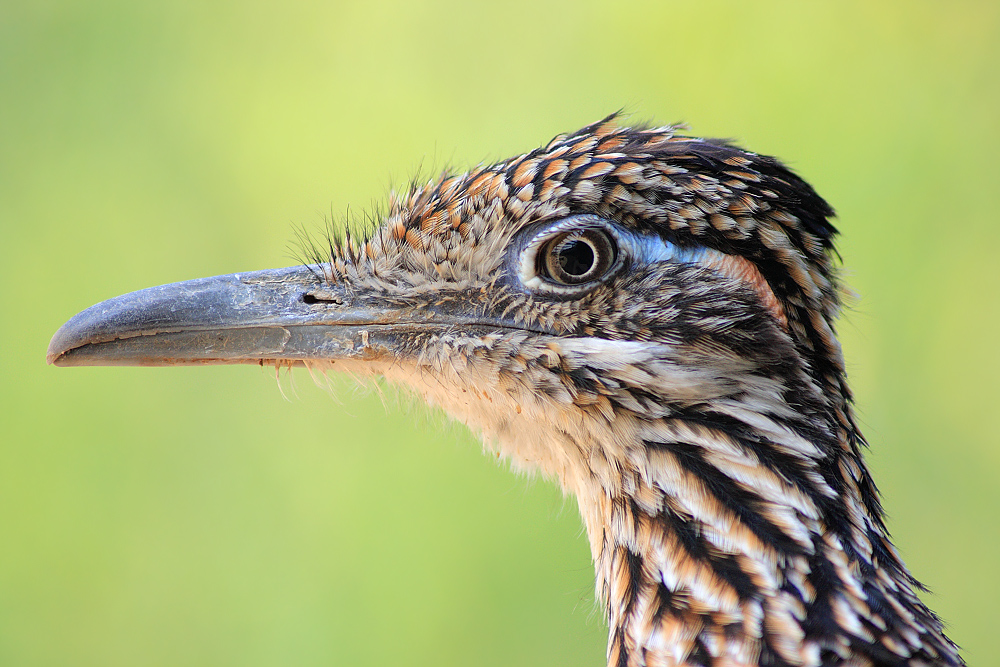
[47,266,422,367]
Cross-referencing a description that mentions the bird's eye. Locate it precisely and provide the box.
[517,216,625,296]
[539,229,617,286]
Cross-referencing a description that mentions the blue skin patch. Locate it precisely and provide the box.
[515,215,711,296]
[624,230,708,267]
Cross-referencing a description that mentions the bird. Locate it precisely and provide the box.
[48,115,964,667]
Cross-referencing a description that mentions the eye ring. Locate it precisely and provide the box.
[540,228,617,286]
[517,216,625,296]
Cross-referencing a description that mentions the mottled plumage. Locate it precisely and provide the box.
[49,115,963,666]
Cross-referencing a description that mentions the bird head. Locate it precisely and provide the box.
[48,116,844,484]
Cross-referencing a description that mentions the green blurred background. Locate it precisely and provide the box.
[2,2,998,665]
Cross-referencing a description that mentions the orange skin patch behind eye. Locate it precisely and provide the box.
[702,252,789,331]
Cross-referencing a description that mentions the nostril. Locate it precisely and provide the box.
[302,292,343,305]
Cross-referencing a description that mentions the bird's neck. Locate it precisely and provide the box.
[384,335,961,665]
[572,414,961,667]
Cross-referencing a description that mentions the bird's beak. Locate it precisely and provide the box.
[47,266,431,367]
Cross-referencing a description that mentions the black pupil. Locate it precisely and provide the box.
[557,240,595,276]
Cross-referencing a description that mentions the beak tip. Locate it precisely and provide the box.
[47,319,82,366]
